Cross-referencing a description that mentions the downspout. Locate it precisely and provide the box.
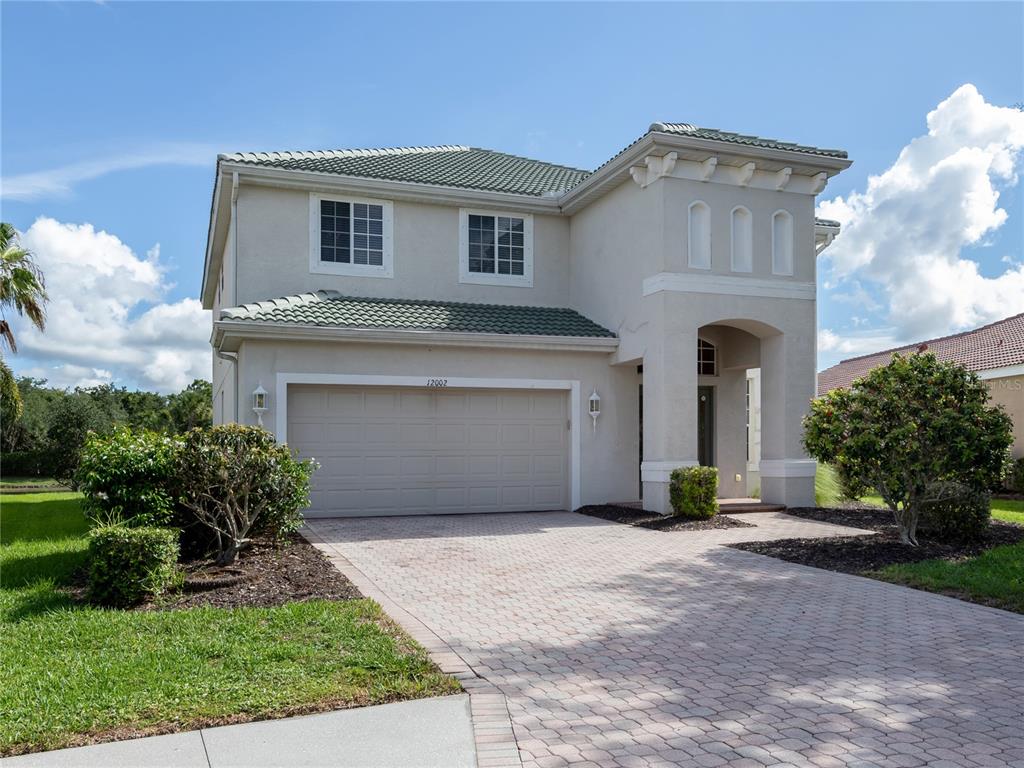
[228,171,241,424]
[231,171,239,309]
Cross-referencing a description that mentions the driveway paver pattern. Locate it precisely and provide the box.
[307,512,1024,768]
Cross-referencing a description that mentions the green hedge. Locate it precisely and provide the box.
[669,466,718,519]
[87,525,180,607]
[918,481,991,543]
[1009,458,1024,493]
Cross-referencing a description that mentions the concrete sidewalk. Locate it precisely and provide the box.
[5,695,476,768]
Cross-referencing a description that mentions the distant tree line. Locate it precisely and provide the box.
[1,377,213,480]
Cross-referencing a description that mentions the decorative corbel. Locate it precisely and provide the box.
[699,156,718,182]
[775,167,793,191]
[629,165,648,188]
[660,151,678,177]
[809,172,828,195]
[737,162,755,187]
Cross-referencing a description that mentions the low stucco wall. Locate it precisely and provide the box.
[229,339,640,508]
[987,374,1024,459]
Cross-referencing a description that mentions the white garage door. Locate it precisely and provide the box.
[287,385,569,517]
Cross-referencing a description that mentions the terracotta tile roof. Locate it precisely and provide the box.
[220,291,616,338]
[818,312,1024,393]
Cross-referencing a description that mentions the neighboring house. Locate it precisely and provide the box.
[202,122,851,516]
[818,312,1024,460]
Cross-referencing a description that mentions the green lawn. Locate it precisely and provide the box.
[0,492,459,756]
[874,542,1024,614]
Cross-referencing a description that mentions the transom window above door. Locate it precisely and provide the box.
[459,209,534,287]
[309,193,394,278]
[698,338,717,376]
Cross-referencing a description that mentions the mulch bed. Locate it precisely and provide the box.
[730,506,1024,575]
[151,532,361,610]
[576,504,755,532]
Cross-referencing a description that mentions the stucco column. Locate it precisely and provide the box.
[759,331,816,506]
[642,330,699,514]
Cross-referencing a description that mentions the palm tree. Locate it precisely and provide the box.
[0,222,48,352]
[0,222,48,424]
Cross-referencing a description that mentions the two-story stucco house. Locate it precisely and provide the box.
[202,122,851,517]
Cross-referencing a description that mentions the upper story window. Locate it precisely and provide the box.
[688,201,711,269]
[730,206,752,273]
[309,193,394,278]
[459,209,534,287]
[772,209,794,276]
[697,338,717,376]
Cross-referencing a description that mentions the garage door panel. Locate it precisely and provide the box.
[468,423,500,446]
[326,390,363,413]
[364,422,401,443]
[501,423,531,444]
[532,424,564,446]
[289,385,568,517]
[399,422,433,444]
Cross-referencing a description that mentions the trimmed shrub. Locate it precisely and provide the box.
[918,481,991,543]
[77,427,182,527]
[1009,458,1024,493]
[175,425,317,565]
[87,525,180,607]
[669,466,718,520]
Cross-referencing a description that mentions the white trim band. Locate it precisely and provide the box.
[641,459,699,483]
[977,364,1024,381]
[642,272,815,301]
[759,459,817,478]
[274,372,581,511]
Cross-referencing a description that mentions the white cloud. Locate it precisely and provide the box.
[1,143,216,201]
[11,217,210,392]
[819,84,1024,341]
[818,328,901,358]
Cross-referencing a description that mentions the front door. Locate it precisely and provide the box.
[698,386,714,467]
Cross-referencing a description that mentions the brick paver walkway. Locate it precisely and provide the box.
[307,512,1024,768]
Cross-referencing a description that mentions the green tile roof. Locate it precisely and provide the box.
[220,123,846,197]
[221,146,590,197]
[221,291,617,338]
[815,217,841,228]
[649,123,849,159]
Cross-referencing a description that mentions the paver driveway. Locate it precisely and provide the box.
[307,512,1024,768]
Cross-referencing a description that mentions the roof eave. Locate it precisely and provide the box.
[213,319,619,353]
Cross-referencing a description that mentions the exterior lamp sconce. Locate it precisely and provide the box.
[589,389,601,432]
[252,383,268,427]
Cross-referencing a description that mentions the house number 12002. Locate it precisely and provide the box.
[426,378,448,388]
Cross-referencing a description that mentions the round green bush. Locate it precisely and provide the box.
[918,481,991,543]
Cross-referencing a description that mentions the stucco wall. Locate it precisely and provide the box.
[661,176,816,282]
[987,374,1024,459]
[233,185,571,308]
[229,339,640,507]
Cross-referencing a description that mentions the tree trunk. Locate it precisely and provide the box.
[216,543,239,566]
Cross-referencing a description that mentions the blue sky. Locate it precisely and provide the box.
[2,1,1022,390]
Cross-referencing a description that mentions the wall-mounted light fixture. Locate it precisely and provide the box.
[252,383,268,427]
[589,389,601,432]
